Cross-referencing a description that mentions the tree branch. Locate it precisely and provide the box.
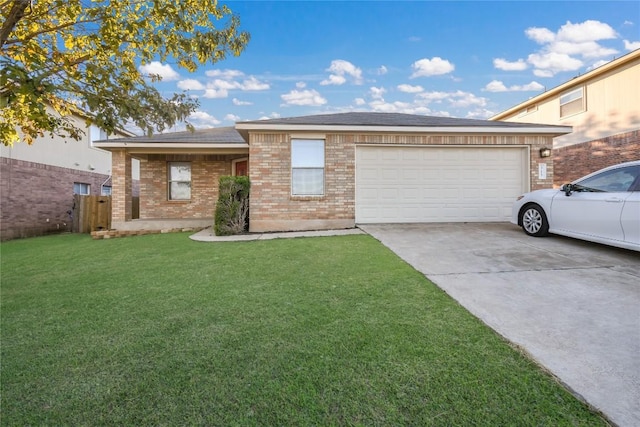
[0,0,30,50]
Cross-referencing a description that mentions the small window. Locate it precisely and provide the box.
[101,185,112,196]
[518,105,537,117]
[73,182,90,195]
[291,139,324,196]
[560,87,585,118]
[168,162,191,200]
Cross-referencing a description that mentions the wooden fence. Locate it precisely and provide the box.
[73,195,111,233]
[72,195,140,233]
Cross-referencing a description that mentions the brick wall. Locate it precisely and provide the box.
[139,155,231,219]
[248,132,555,232]
[553,130,640,185]
[1,158,107,240]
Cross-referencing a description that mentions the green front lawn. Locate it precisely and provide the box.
[1,233,605,425]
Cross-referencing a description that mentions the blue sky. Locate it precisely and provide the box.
[138,1,640,130]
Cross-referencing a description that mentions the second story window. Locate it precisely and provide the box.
[559,87,585,118]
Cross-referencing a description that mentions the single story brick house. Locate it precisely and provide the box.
[94,112,571,233]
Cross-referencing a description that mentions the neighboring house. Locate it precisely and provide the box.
[491,49,640,186]
[0,109,138,240]
[95,112,570,233]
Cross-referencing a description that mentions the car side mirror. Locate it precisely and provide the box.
[561,183,573,196]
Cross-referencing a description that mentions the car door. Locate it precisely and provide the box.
[621,185,640,246]
[550,165,640,242]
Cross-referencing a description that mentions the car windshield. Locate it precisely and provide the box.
[575,165,640,192]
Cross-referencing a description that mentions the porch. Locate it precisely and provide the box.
[92,218,213,239]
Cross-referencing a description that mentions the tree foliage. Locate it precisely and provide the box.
[0,0,249,145]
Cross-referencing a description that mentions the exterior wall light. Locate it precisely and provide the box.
[539,147,551,158]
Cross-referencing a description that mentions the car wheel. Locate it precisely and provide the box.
[520,204,549,237]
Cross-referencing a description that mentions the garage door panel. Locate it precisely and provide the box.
[356,146,527,223]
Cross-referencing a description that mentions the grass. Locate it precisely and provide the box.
[1,233,606,426]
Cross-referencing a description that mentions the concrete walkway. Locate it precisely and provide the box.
[361,223,640,427]
[190,227,364,241]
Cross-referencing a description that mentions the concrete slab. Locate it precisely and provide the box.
[190,227,364,242]
[361,223,640,427]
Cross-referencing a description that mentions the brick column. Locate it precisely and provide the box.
[111,149,132,224]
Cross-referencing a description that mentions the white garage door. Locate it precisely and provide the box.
[356,146,528,223]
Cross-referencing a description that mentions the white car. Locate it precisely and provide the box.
[512,160,640,252]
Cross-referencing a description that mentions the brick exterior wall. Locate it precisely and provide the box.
[139,155,231,219]
[248,132,555,232]
[1,157,107,240]
[553,130,640,186]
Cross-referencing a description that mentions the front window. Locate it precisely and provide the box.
[576,165,639,192]
[559,87,585,118]
[291,139,324,196]
[73,182,90,195]
[168,162,191,200]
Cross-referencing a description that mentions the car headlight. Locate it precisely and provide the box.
[515,195,524,201]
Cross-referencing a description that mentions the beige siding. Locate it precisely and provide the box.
[500,55,640,149]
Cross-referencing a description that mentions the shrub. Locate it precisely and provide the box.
[214,176,250,236]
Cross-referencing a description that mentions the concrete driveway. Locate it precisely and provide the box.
[360,223,640,427]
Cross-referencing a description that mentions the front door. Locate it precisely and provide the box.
[235,160,248,176]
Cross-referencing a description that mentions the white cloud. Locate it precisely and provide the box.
[493,58,528,71]
[354,98,366,106]
[447,90,487,108]
[484,80,508,92]
[416,91,450,102]
[369,86,386,99]
[232,98,252,106]
[483,80,544,92]
[624,39,640,50]
[523,20,620,77]
[241,76,270,91]
[224,114,241,122]
[525,27,556,44]
[320,60,363,85]
[201,75,270,98]
[188,110,220,127]
[296,81,307,88]
[551,40,618,58]
[139,61,179,81]
[556,20,617,43]
[410,57,455,78]
[586,60,610,71]
[397,84,424,93]
[466,108,496,119]
[320,74,347,86]
[527,51,583,76]
[258,112,281,120]
[281,89,327,106]
[205,69,245,79]
[377,65,388,75]
[177,79,205,91]
[203,88,228,98]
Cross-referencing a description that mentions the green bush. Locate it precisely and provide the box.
[214,176,250,236]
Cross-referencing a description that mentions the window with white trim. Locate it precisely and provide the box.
[168,162,191,200]
[73,182,90,195]
[559,87,585,118]
[291,139,324,196]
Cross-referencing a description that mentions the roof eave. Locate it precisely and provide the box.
[93,142,249,150]
[234,123,572,135]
